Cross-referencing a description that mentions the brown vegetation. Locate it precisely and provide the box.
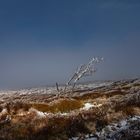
[0,79,139,139]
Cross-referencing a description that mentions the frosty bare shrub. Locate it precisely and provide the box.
[56,57,103,95]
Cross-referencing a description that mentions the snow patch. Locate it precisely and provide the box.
[1,108,8,114]
[29,108,46,118]
[82,102,102,110]
[83,103,94,110]
[36,111,46,118]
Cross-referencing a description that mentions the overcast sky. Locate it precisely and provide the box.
[0,0,140,89]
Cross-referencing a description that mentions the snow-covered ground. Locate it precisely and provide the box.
[70,116,140,140]
[0,81,112,95]
[81,102,102,110]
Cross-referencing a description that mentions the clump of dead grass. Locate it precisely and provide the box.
[30,98,84,113]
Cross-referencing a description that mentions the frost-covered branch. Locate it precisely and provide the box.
[63,57,103,92]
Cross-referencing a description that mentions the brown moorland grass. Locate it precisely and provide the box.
[0,79,139,139]
[30,98,84,113]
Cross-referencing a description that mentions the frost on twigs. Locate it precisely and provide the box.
[56,57,103,96]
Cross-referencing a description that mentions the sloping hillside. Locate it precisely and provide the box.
[0,79,140,140]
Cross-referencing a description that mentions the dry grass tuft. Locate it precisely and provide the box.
[30,98,84,113]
